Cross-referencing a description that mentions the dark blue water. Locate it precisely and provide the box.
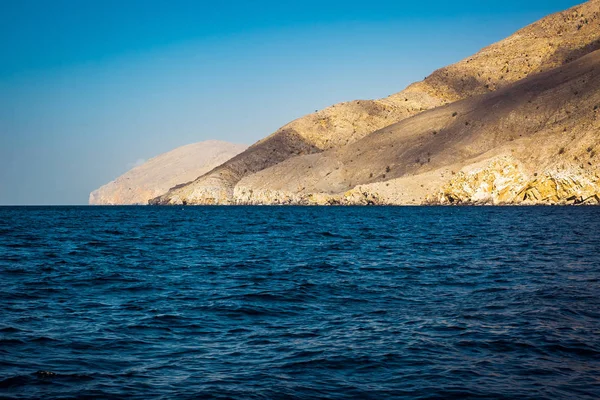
[1,206,599,399]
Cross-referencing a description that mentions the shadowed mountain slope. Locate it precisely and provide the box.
[236,49,600,205]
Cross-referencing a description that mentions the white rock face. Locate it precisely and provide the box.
[89,140,247,205]
[437,157,600,206]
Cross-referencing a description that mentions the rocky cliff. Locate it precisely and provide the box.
[152,0,600,206]
[89,141,247,205]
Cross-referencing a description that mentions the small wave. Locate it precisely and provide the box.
[126,324,173,332]
[281,354,376,371]
[29,336,60,343]
[227,327,251,334]
[117,284,155,292]
[1,256,24,262]
[222,287,317,303]
[277,331,320,339]
[458,339,543,355]
[0,338,26,345]
[85,241,106,247]
[5,243,33,249]
[0,375,31,389]
[0,326,22,333]
[2,266,33,275]
[472,286,510,294]
[91,273,140,283]
[151,314,183,321]
[120,303,145,311]
[544,343,600,357]
[103,229,123,235]
[204,303,292,318]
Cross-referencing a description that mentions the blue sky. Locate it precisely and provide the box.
[0,0,583,204]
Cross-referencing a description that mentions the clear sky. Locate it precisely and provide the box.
[0,0,584,205]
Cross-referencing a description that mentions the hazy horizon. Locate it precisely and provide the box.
[0,0,583,205]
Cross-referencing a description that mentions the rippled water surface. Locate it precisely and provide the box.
[1,206,599,399]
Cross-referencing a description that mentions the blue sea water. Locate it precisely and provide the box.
[1,206,599,399]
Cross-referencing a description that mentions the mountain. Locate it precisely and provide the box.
[236,49,600,205]
[152,0,600,206]
[89,140,247,205]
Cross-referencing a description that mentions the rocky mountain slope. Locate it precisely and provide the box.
[236,49,600,205]
[89,141,247,205]
[152,0,600,205]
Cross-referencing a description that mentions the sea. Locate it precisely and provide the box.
[1,206,599,399]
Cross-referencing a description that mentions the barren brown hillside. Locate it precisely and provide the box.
[152,0,600,205]
[236,49,600,205]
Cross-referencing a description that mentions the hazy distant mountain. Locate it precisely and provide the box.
[89,140,247,205]
[152,0,600,205]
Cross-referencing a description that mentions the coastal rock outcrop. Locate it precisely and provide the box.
[436,157,600,205]
[436,158,530,205]
[517,172,600,205]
